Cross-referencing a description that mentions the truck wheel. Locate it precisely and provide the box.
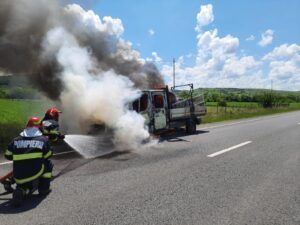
[186,119,196,134]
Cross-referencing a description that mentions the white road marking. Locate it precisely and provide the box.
[207,141,252,158]
[0,150,76,166]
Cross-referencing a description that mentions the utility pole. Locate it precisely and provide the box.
[271,79,273,91]
[270,79,273,108]
[173,58,175,88]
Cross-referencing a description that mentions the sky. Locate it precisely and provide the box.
[72,0,300,91]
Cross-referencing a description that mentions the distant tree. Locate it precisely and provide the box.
[218,100,227,107]
[7,87,39,99]
[177,90,190,100]
[261,92,274,108]
[0,88,8,98]
[241,94,252,102]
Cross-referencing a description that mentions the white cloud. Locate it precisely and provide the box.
[246,35,255,41]
[148,29,155,36]
[194,16,258,81]
[146,57,153,62]
[152,52,162,63]
[263,43,300,60]
[263,44,300,88]
[160,5,300,91]
[162,24,261,87]
[223,56,260,77]
[197,29,239,57]
[195,4,214,32]
[258,29,274,47]
[65,4,124,37]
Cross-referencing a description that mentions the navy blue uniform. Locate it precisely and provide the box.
[4,128,53,193]
[42,119,62,142]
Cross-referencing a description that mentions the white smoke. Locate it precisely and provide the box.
[42,27,150,150]
[0,1,163,152]
[0,1,164,100]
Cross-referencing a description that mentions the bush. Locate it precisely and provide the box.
[0,88,8,98]
[6,87,40,99]
[261,92,274,108]
[218,100,227,107]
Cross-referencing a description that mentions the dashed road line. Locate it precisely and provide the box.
[207,141,252,158]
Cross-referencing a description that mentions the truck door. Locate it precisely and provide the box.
[152,93,167,130]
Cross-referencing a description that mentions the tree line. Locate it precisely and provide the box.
[178,88,300,108]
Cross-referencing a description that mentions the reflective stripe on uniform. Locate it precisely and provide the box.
[50,130,60,135]
[14,165,44,184]
[44,150,53,159]
[33,119,41,126]
[13,152,43,161]
[42,172,52,179]
[4,149,13,156]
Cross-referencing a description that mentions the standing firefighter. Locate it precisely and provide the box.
[4,117,53,206]
[42,107,64,142]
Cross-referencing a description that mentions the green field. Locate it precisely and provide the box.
[0,99,50,150]
[206,102,261,108]
[203,102,300,123]
[1,99,300,151]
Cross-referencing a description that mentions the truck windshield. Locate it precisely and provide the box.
[132,93,149,112]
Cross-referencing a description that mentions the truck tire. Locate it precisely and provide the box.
[186,119,196,134]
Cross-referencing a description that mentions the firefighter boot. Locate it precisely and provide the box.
[12,188,25,207]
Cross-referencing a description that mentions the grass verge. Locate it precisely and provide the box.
[0,99,50,151]
[203,104,300,124]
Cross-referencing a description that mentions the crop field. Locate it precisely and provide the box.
[203,102,300,123]
[206,102,261,108]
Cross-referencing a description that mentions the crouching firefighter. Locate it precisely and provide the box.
[4,117,53,206]
[42,107,64,142]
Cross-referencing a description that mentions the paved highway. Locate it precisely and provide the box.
[0,111,299,225]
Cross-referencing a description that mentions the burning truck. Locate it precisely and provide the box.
[1,0,207,150]
[131,84,207,134]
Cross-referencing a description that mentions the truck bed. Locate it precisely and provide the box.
[170,95,206,120]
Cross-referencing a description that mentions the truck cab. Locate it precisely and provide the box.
[132,84,206,134]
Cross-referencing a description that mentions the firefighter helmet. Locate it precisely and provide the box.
[45,107,61,121]
[26,117,42,128]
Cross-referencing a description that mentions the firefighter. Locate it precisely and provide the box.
[4,117,53,206]
[42,107,64,142]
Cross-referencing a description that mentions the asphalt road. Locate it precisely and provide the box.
[0,111,299,225]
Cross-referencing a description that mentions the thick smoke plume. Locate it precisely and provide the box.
[0,0,163,98]
[0,0,164,149]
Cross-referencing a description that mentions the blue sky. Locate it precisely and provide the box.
[73,0,300,90]
[92,0,300,59]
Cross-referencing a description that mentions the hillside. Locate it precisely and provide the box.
[0,75,40,99]
[192,88,300,103]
